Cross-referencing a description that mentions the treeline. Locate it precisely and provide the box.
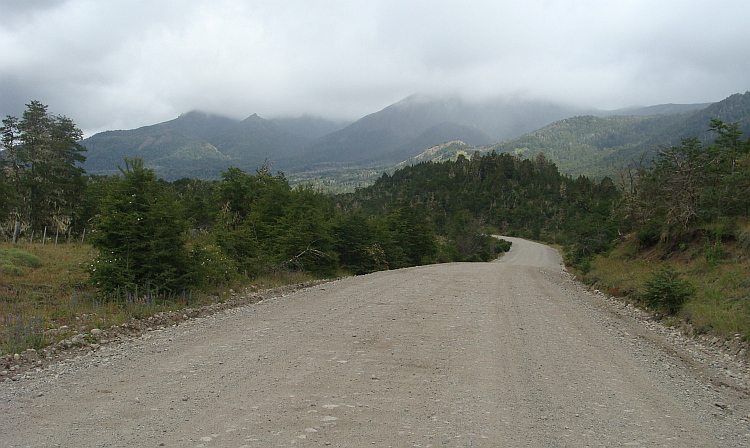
[620,119,750,248]
[338,151,620,268]
[0,102,513,295]
[4,101,747,314]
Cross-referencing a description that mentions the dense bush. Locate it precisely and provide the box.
[642,266,694,314]
[0,248,42,276]
[90,158,190,293]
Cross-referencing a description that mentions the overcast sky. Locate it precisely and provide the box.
[1,0,749,137]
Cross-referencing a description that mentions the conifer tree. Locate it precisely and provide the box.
[0,101,86,233]
[90,157,188,293]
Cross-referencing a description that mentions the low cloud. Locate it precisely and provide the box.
[1,0,748,136]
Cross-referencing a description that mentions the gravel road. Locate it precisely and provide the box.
[2,237,750,447]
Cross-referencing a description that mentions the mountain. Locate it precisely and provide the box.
[605,103,711,117]
[489,92,750,178]
[82,112,348,179]
[294,95,594,168]
[81,93,741,181]
[270,115,351,141]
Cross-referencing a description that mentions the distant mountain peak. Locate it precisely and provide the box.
[81,92,746,181]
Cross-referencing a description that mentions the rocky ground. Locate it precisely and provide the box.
[1,280,332,383]
[2,238,749,447]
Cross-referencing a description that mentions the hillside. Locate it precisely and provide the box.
[294,95,593,168]
[82,112,348,179]
[80,93,746,181]
[490,92,750,178]
[489,114,691,178]
[81,95,595,179]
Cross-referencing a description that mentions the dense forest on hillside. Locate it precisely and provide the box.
[490,114,688,177]
[338,151,619,266]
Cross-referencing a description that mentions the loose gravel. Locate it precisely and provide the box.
[1,238,749,447]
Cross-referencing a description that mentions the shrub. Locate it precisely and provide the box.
[642,266,694,314]
[90,158,189,293]
[0,248,42,268]
[189,243,237,286]
[637,220,662,248]
[0,260,26,276]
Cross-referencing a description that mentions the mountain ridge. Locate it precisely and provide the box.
[81,93,726,180]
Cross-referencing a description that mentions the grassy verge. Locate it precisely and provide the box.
[0,241,317,355]
[580,233,750,340]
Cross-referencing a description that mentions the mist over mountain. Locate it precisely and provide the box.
[489,92,750,178]
[81,93,737,180]
[83,112,348,178]
[294,95,595,168]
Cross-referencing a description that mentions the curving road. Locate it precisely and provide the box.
[2,237,749,447]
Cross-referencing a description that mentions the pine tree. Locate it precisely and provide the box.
[90,158,188,293]
[0,101,86,234]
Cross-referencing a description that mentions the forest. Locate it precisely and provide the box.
[2,100,750,353]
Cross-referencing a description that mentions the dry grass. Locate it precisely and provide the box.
[0,241,318,355]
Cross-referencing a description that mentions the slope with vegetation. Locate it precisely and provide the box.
[490,92,750,178]
[583,118,750,341]
[337,151,619,266]
[3,97,750,359]
[80,95,597,180]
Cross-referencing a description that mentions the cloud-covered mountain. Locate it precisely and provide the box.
[83,112,349,178]
[489,92,750,178]
[81,94,719,180]
[293,95,596,168]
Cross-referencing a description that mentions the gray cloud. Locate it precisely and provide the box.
[1,0,749,136]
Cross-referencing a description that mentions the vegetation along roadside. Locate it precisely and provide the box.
[2,99,750,369]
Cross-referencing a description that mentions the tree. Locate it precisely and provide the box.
[0,101,86,234]
[385,204,437,268]
[638,138,712,234]
[215,166,339,277]
[90,158,189,293]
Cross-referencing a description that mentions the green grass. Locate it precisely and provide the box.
[0,248,43,276]
[582,232,750,340]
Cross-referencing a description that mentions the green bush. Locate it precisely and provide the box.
[637,220,662,248]
[705,238,727,265]
[0,248,42,268]
[0,260,26,276]
[90,158,189,293]
[642,266,694,314]
[189,243,237,286]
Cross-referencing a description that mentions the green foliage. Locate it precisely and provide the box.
[341,151,619,265]
[636,219,662,248]
[333,213,382,274]
[384,204,438,268]
[625,119,750,246]
[0,248,42,268]
[704,237,727,266]
[490,114,685,178]
[1,101,87,234]
[0,261,25,276]
[214,167,338,277]
[170,177,221,229]
[90,158,189,293]
[188,242,236,287]
[0,248,42,276]
[642,267,695,314]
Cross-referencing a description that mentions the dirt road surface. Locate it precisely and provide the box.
[3,237,750,447]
